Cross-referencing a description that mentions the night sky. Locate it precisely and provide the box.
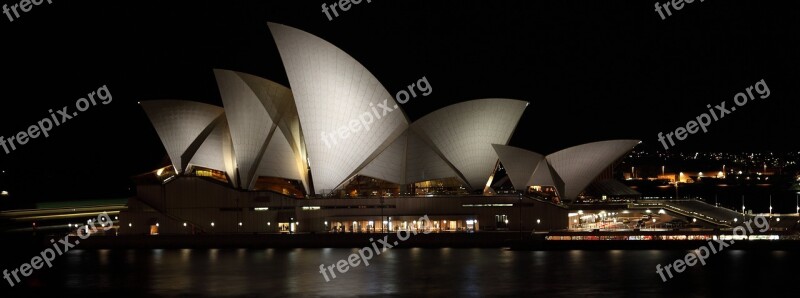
[0,0,797,202]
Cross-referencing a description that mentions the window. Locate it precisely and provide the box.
[495,214,508,229]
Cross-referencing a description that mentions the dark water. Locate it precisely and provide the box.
[2,248,798,297]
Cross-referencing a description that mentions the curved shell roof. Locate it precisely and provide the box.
[268,22,409,192]
[411,98,527,189]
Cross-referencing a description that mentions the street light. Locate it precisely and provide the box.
[769,195,773,216]
[518,191,522,240]
[742,195,746,215]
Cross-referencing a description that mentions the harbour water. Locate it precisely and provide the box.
[2,248,797,297]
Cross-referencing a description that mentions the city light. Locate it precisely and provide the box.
[769,195,773,215]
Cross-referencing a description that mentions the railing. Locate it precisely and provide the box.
[628,199,735,227]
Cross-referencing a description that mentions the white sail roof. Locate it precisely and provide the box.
[268,22,409,193]
[140,100,224,174]
[410,98,527,189]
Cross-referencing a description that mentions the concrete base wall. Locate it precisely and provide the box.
[120,177,568,235]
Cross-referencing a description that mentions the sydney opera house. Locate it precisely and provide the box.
[119,23,639,235]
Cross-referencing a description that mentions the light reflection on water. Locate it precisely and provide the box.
[11,248,799,297]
